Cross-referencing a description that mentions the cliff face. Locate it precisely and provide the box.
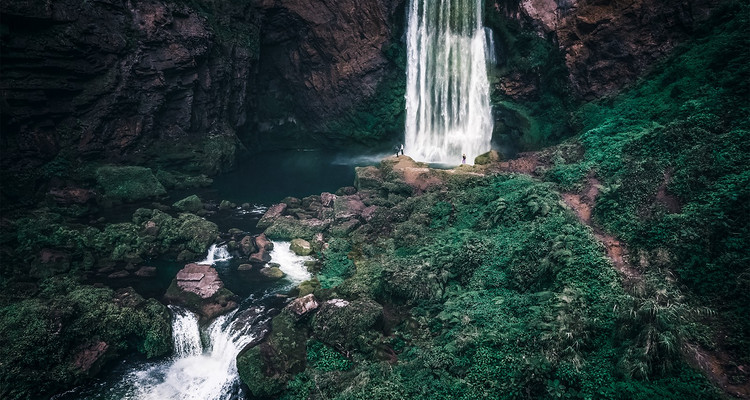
[251,0,405,146]
[0,0,405,192]
[0,0,260,176]
[496,0,721,100]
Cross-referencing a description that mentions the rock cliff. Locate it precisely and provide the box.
[493,0,722,100]
[0,0,405,198]
[0,0,259,176]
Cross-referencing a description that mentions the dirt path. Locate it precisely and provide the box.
[497,155,750,398]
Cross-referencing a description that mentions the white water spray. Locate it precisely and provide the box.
[198,244,231,265]
[269,241,313,284]
[405,0,494,164]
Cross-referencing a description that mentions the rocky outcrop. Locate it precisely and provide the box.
[250,0,406,144]
[165,263,238,320]
[495,0,722,99]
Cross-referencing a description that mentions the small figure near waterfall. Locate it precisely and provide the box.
[400,144,404,155]
[462,154,467,164]
[394,145,400,157]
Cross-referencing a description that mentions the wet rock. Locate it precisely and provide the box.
[259,266,286,280]
[265,216,331,241]
[249,248,272,265]
[219,200,235,210]
[361,205,378,221]
[48,187,94,205]
[290,239,313,256]
[240,235,258,256]
[165,263,238,320]
[135,266,157,277]
[330,219,360,237]
[254,233,274,251]
[336,186,358,196]
[257,203,288,230]
[238,263,254,271]
[107,270,130,279]
[313,299,383,352]
[286,294,319,318]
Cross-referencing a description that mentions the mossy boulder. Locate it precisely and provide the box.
[354,165,384,190]
[259,266,286,280]
[236,309,308,398]
[264,216,330,241]
[95,165,166,202]
[172,195,203,213]
[290,238,313,256]
[312,298,383,352]
[257,203,288,230]
[474,150,502,165]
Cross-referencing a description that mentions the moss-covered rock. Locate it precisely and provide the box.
[259,266,286,280]
[312,298,382,352]
[264,216,330,241]
[172,195,204,213]
[290,238,313,256]
[0,280,171,399]
[474,149,502,165]
[95,165,166,202]
[236,309,308,398]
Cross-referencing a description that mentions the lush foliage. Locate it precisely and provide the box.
[547,3,750,364]
[0,279,171,399]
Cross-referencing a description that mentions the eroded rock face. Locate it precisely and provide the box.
[504,0,721,99]
[0,0,259,175]
[251,0,405,139]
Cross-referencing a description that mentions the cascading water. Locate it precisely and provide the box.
[198,244,232,265]
[405,0,494,164]
[58,241,315,399]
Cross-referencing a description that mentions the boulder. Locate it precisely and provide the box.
[165,263,238,320]
[474,150,501,165]
[134,266,157,277]
[264,216,330,241]
[330,219,360,237]
[354,166,384,190]
[257,203,288,229]
[255,233,274,251]
[240,235,258,256]
[313,299,383,352]
[286,294,319,318]
[320,192,336,207]
[172,194,203,213]
[48,187,94,205]
[290,238,313,256]
[108,270,130,279]
[361,205,378,221]
[95,166,166,202]
[219,200,234,210]
[238,263,254,271]
[259,266,286,280]
[73,341,110,373]
[333,195,366,221]
[249,248,272,265]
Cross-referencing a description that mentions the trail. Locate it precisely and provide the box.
[497,154,750,398]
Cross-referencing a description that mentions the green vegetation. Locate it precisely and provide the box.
[95,165,166,202]
[0,279,171,400]
[545,2,750,364]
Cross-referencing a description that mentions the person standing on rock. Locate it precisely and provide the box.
[462,154,466,164]
[400,144,404,155]
[394,145,400,157]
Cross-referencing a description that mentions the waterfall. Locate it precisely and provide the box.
[122,307,265,400]
[169,305,202,357]
[405,0,494,164]
[198,244,231,265]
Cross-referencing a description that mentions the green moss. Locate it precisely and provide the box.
[95,165,166,202]
[0,279,171,399]
[172,194,204,213]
